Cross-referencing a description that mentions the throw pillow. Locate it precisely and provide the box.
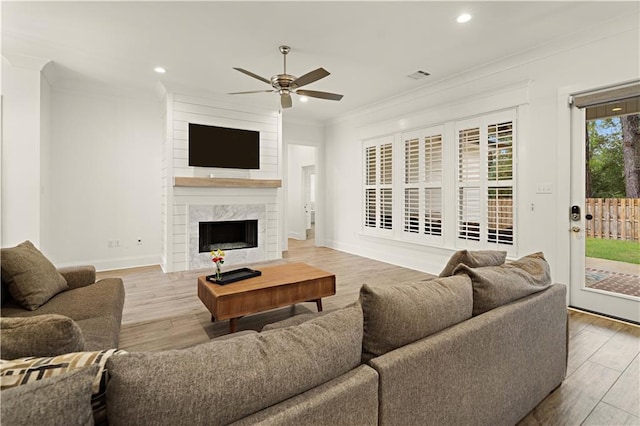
[1,349,127,425]
[453,251,552,316]
[1,240,68,310]
[0,314,86,359]
[106,304,363,426]
[439,249,507,277]
[359,275,473,362]
[0,364,98,426]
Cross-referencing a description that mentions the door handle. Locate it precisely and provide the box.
[571,226,581,233]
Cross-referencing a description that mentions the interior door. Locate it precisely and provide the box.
[569,100,640,323]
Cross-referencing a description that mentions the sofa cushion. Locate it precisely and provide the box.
[1,349,127,425]
[106,303,363,426]
[1,241,69,310]
[439,249,507,277]
[359,275,473,362]
[1,277,125,321]
[0,364,98,426]
[0,314,86,359]
[453,251,552,316]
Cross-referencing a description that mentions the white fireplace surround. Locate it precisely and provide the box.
[189,204,267,270]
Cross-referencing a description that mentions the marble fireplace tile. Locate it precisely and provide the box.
[188,204,267,270]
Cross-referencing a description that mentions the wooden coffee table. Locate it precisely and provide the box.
[197,262,336,333]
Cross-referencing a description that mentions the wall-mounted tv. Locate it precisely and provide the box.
[188,123,260,169]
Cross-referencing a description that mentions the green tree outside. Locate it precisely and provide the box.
[586,118,625,198]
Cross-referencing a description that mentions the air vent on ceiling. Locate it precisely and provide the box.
[407,70,431,80]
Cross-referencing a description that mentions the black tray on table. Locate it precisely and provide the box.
[206,268,262,285]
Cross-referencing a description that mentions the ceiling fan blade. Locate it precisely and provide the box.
[281,93,292,109]
[291,68,330,88]
[233,67,271,85]
[296,89,343,101]
[228,90,275,95]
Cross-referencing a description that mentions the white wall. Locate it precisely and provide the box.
[48,89,163,270]
[287,144,315,240]
[40,69,52,253]
[323,15,640,283]
[1,56,48,248]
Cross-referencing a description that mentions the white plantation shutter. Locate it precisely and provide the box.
[457,127,481,241]
[424,188,442,235]
[404,138,420,233]
[487,121,514,245]
[363,138,393,233]
[456,111,516,251]
[424,134,443,236]
[401,127,443,243]
[364,146,377,229]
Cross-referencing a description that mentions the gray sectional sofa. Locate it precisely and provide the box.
[104,252,567,426]
[1,248,568,426]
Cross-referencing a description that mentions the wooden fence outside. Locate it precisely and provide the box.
[585,198,640,242]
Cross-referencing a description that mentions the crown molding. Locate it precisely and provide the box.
[2,53,50,71]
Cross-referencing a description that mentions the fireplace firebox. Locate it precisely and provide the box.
[199,220,258,252]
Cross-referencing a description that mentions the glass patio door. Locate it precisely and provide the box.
[569,87,640,324]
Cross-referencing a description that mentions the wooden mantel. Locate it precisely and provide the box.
[174,177,282,188]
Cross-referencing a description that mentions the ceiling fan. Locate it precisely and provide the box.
[229,45,343,109]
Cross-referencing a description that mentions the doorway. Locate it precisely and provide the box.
[287,144,317,246]
[302,165,316,242]
[569,86,640,323]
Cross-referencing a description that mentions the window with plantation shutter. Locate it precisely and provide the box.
[487,121,514,245]
[401,126,443,243]
[456,111,516,251]
[424,134,443,237]
[404,138,420,233]
[457,127,481,241]
[363,137,394,234]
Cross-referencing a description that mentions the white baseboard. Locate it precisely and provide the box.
[57,255,161,272]
[288,231,303,240]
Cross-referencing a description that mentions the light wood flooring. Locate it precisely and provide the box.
[99,239,640,425]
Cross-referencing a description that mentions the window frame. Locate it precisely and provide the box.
[455,110,517,254]
[400,125,445,246]
[362,136,395,238]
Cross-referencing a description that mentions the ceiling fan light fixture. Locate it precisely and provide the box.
[154,66,166,74]
[299,96,309,103]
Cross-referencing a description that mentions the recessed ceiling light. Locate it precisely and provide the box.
[154,67,166,74]
[612,107,623,112]
[457,13,472,23]
[299,96,309,103]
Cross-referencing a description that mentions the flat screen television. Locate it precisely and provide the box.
[188,123,260,169]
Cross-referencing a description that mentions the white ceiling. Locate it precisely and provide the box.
[2,1,638,122]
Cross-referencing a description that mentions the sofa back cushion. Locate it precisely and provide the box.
[0,240,68,310]
[439,249,507,277]
[453,252,552,316]
[106,303,363,426]
[0,365,98,426]
[0,314,86,359]
[359,275,473,362]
